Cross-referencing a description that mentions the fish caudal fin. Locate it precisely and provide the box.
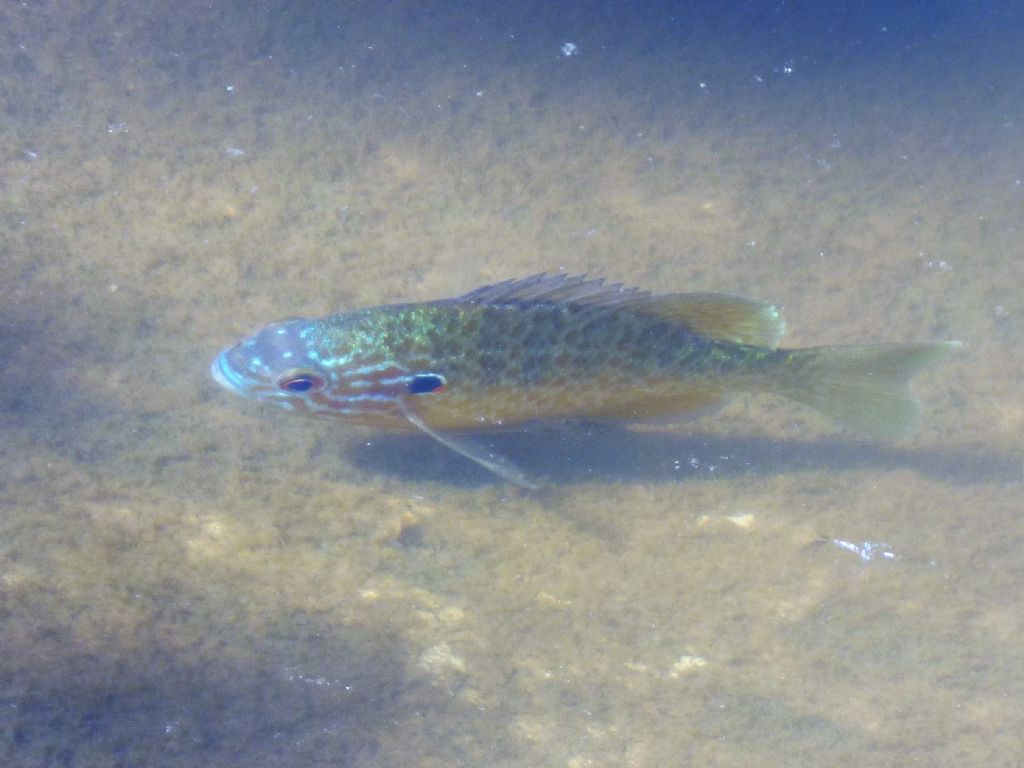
[775,341,960,439]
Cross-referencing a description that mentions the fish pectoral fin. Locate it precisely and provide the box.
[638,293,785,347]
[399,403,540,490]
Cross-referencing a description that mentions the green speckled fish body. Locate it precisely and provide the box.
[212,274,958,485]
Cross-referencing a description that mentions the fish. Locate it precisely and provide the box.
[211,273,959,488]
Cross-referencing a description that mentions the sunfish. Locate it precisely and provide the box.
[211,274,959,487]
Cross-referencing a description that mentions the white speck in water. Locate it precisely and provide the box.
[831,539,896,562]
[226,147,245,157]
[560,42,578,57]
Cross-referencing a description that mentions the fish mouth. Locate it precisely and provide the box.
[211,348,247,395]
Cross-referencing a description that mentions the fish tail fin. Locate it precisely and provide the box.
[773,341,960,438]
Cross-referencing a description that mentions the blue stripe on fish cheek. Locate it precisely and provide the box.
[320,351,369,370]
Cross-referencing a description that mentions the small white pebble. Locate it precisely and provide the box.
[669,655,707,677]
[727,513,755,529]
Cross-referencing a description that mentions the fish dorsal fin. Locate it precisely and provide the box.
[636,293,785,347]
[457,274,784,347]
[457,273,649,308]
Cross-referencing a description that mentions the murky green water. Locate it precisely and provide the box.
[2,3,1022,766]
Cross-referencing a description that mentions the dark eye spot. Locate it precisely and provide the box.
[408,373,446,394]
[277,372,325,393]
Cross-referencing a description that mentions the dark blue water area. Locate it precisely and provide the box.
[229,1,1023,93]
[238,1,1016,67]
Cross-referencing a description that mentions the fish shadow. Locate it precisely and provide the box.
[347,423,1022,489]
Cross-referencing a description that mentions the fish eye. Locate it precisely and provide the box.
[277,371,326,393]
[408,373,446,394]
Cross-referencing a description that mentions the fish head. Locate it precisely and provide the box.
[211,317,328,410]
[211,316,412,425]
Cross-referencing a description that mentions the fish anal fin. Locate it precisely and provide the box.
[638,293,785,348]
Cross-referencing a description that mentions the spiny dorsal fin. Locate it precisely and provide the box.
[457,274,784,347]
[457,273,649,308]
[636,293,785,348]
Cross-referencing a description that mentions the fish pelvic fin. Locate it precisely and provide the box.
[399,402,540,490]
[773,341,961,438]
